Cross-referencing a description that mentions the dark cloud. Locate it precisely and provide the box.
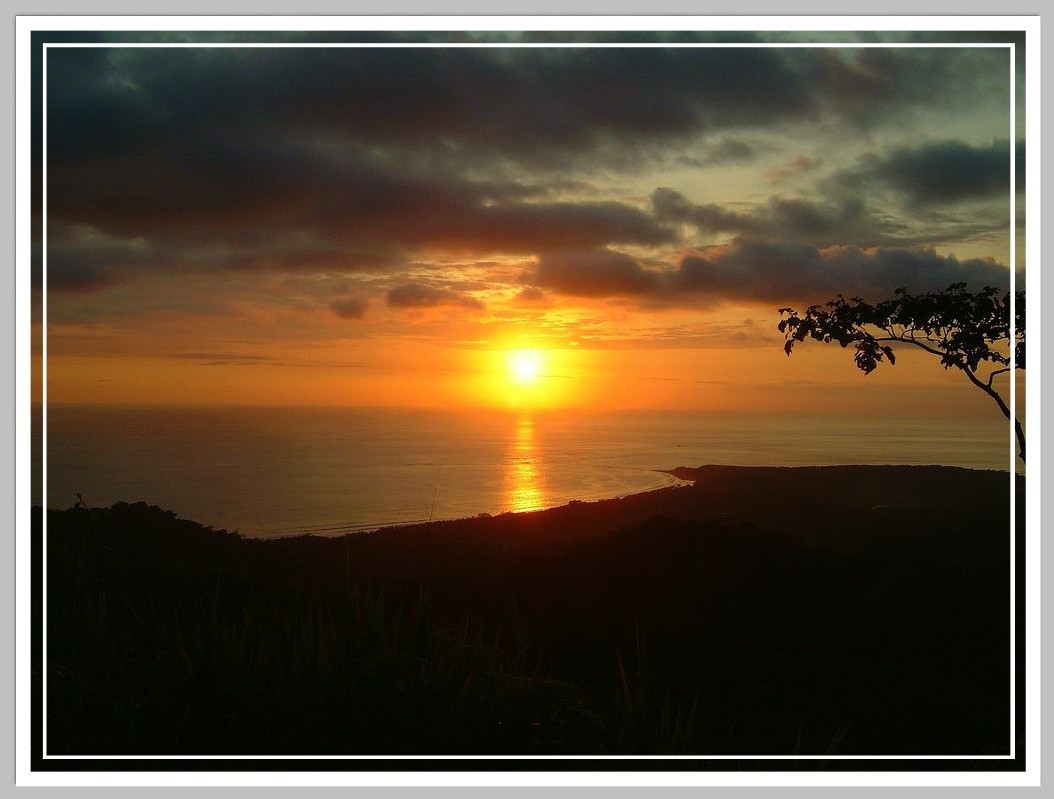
[330,296,369,319]
[46,135,675,285]
[216,241,397,274]
[44,224,161,292]
[651,188,764,236]
[804,47,1010,127]
[45,46,1008,205]
[675,239,1011,303]
[39,45,1016,301]
[651,188,919,249]
[387,282,484,311]
[841,139,1016,205]
[522,240,1011,306]
[526,250,661,298]
[45,47,819,173]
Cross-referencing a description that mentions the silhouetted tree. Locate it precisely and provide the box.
[778,283,1025,463]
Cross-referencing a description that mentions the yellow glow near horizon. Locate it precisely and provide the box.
[508,349,544,386]
[477,347,575,410]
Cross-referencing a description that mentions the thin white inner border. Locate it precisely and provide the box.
[1008,42,1017,767]
[15,14,1041,787]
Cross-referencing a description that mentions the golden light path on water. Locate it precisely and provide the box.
[502,416,548,513]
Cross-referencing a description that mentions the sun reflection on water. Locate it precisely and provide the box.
[502,416,548,513]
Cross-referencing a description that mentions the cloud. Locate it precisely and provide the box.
[521,240,1011,306]
[44,224,161,292]
[840,139,1016,205]
[44,46,820,173]
[675,239,1012,303]
[651,187,919,248]
[46,135,676,288]
[45,46,1010,212]
[330,296,369,319]
[526,250,661,298]
[39,43,1018,321]
[651,188,763,236]
[387,282,484,311]
[804,47,1011,128]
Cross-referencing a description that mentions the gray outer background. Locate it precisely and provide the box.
[4,1,1046,794]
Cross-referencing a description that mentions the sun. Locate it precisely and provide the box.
[486,346,572,408]
[508,349,544,386]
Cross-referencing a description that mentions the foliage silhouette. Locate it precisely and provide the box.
[778,283,1025,463]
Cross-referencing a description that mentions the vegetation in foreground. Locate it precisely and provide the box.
[35,466,1020,759]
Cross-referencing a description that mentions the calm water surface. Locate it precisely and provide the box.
[36,405,1013,537]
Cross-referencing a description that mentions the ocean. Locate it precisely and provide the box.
[36,405,1015,538]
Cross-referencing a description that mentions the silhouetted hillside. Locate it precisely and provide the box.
[34,465,1021,760]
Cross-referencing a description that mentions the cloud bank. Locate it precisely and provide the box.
[523,240,1011,306]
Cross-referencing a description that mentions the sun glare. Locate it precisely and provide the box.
[481,346,572,410]
[508,349,544,386]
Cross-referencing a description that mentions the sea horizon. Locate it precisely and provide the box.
[36,404,1016,538]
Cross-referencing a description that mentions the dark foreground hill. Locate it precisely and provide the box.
[33,465,1022,761]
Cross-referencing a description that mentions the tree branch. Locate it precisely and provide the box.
[873,335,1015,424]
[986,367,1012,388]
[959,364,1013,423]
[872,336,946,359]
[780,284,1026,464]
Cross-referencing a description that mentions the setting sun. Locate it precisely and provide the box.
[478,346,578,410]
[508,349,544,386]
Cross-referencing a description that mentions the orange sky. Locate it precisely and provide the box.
[36,311,1020,421]
[36,40,1023,420]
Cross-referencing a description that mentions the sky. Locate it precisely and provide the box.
[35,31,1025,415]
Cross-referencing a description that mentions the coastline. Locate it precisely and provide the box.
[39,463,1016,543]
[252,466,693,540]
[352,463,1017,549]
[40,405,1016,537]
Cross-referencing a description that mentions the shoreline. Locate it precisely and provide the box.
[288,463,1018,542]
[40,408,1017,532]
[40,463,1017,543]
